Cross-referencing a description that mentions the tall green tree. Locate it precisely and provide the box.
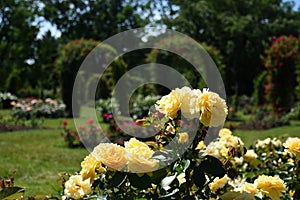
[160,0,300,96]
[0,0,39,94]
[42,0,150,42]
[34,31,59,98]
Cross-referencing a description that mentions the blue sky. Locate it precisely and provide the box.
[293,0,300,7]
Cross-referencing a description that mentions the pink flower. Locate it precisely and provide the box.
[103,113,113,120]
[62,120,68,126]
[86,118,94,124]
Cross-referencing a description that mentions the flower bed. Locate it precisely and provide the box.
[58,87,299,200]
[2,87,299,199]
[11,98,66,119]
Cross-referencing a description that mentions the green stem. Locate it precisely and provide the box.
[294,160,300,199]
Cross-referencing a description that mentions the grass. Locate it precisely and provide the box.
[0,114,89,197]
[0,108,300,197]
[235,120,300,147]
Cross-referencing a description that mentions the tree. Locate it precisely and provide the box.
[160,0,300,96]
[34,31,60,98]
[42,0,149,42]
[0,0,39,94]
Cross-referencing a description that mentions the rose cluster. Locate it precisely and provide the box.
[156,87,228,127]
[64,137,158,199]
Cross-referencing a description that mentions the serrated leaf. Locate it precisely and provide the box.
[220,191,256,200]
[193,166,206,188]
[199,155,226,177]
[128,173,151,189]
[161,173,177,190]
[0,187,25,200]
[111,171,127,187]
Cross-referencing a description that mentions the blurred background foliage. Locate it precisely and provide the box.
[1,0,300,118]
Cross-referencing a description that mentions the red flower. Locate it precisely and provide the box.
[62,120,68,126]
[279,62,284,67]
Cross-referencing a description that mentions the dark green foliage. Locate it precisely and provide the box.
[253,71,267,106]
[0,0,39,94]
[161,0,300,96]
[146,39,225,93]
[55,39,100,117]
[42,0,148,42]
[55,39,128,117]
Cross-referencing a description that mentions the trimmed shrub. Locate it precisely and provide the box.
[55,39,125,117]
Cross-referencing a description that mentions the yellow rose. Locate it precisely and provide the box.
[64,175,92,199]
[178,132,189,144]
[204,141,222,160]
[240,182,258,194]
[125,138,154,158]
[177,173,186,186]
[155,89,181,118]
[125,138,159,173]
[244,149,258,166]
[197,89,228,127]
[219,128,232,138]
[127,154,159,173]
[283,137,300,160]
[219,135,244,148]
[92,143,127,171]
[232,157,244,166]
[254,175,287,200]
[209,175,229,193]
[244,149,257,159]
[196,141,206,150]
[180,87,200,119]
[80,154,106,181]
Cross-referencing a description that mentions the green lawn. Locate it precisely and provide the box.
[234,120,300,147]
[0,118,89,197]
[0,108,300,197]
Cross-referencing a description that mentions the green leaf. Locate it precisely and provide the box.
[199,155,226,177]
[0,187,25,200]
[111,171,127,187]
[150,168,168,184]
[220,192,256,200]
[160,188,179,198]
[181,159,191,172]
[161,173,177,190]
[193,166,206,188]
[128,173,151,189]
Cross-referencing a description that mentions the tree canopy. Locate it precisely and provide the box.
[1,0,300,99]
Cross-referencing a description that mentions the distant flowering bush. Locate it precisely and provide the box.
[11,98,66,119]
[97,94,161,143]
[263,35,300,112]
[97,94,161,120]
[61,118,103,148]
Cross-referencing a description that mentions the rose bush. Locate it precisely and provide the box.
[2,87,298,200]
